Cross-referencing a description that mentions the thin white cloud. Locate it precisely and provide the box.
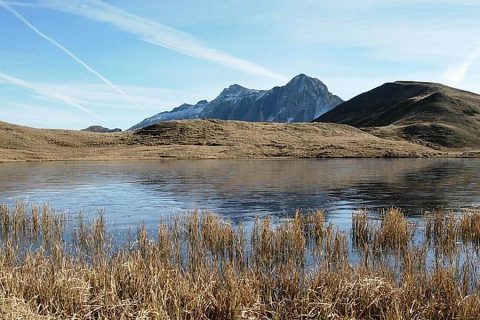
[28,83,212,111]
[0,71,100,119]
[288,19,478,63]
[13,0,286,81]
[442,46,480,86]
[0,81,226,129]
[246,1,480,65]
[0,101,81,125]
[0,1,146,114]
[7,81,221,114]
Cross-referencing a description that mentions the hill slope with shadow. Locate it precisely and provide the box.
[315,81,480,148]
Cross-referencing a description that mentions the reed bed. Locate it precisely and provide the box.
[0,203,479,319]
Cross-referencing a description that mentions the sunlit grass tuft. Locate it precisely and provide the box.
[0,203,479,319]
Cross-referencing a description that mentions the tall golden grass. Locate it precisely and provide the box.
[0,203,479,319]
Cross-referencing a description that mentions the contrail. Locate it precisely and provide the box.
[0,1,147,114]
[15,0,287,82]
[0,71,100,119]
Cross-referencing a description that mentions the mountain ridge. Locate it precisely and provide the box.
[314,81,480,148]
[129,74,343,130]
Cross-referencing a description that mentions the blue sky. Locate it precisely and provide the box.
[1,0,480,130]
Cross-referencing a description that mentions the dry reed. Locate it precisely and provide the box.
[0,203,479,319]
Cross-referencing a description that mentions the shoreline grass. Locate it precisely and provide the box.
[0,204,479,319]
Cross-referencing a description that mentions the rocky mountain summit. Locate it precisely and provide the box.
[129,74,343,130]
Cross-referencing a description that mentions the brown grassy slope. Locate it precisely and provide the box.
[315,81,480,149]
[0,119,441,161]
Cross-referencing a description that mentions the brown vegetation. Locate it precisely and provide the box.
[0,203,479,319]
[315,81,480,149]
[0,119,447,162]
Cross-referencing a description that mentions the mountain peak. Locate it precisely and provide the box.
[228,83,245,90]
[129,75,343,130]
[219,84,253,97]
[286,74,325,91]
[314,80,480,148]
[220,83,250,95]
[196,100,208,105]
[292,73,310,80]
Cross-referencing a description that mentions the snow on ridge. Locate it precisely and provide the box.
[129,74,344,130]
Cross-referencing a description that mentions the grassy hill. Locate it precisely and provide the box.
[315,81,480,148]
[0,119,440,161]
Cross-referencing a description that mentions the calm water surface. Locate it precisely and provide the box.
[0,159,479,230]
